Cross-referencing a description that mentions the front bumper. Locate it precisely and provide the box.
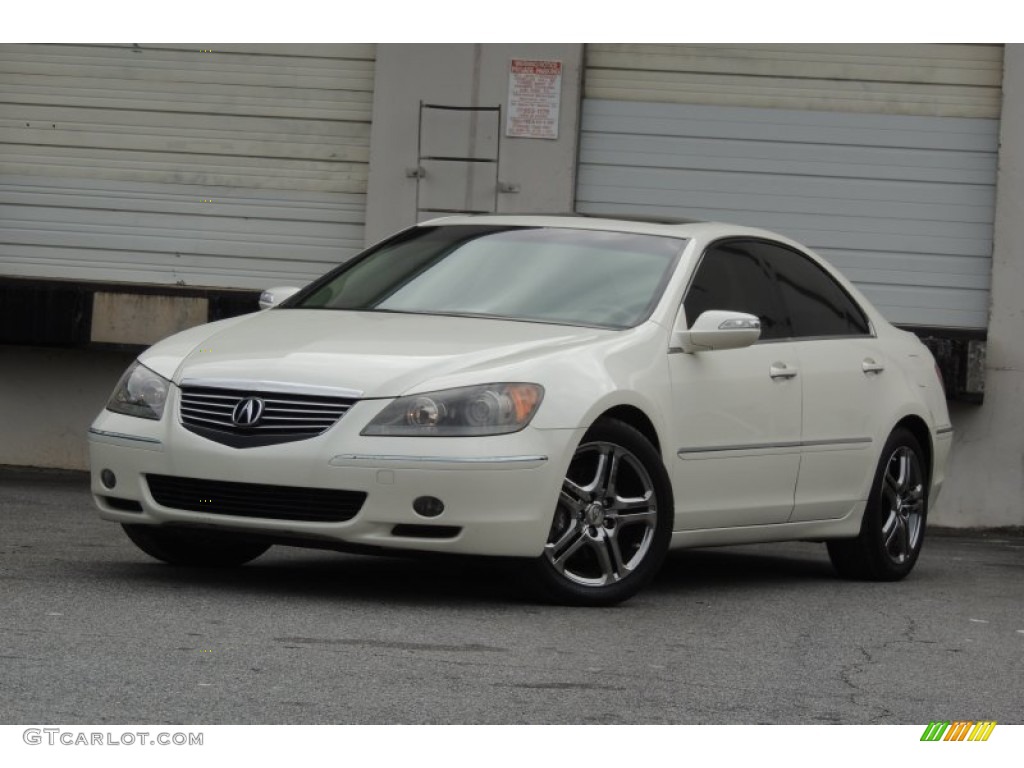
[88,398,580,558]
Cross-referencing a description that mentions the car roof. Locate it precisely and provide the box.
[416,213,790,244]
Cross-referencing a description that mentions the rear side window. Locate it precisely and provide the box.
[684,241,790,340]
[753,242,870,338]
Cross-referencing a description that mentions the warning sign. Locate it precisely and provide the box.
[506,59,562,140]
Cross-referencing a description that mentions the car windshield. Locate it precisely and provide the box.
[292,225,686,329]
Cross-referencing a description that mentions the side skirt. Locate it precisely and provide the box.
[668,502,866,549]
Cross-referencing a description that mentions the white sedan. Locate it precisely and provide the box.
[88,216,952,605]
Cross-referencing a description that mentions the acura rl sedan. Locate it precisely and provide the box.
[89,216,952,605]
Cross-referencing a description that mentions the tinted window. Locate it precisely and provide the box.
[294,225,684,329]
[684,242,790,340]
[754,242,870,338]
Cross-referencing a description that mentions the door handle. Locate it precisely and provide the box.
[769,362,798,380]
[862,358,885,374]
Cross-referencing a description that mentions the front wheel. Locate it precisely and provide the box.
[526,419,673,606]
[122,524,271,567]
[827,427,928,581]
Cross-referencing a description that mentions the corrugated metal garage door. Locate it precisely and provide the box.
[0,43,375,289]
[577,44,1003,330]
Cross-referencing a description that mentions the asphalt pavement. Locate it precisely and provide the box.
[1,466,1021,724]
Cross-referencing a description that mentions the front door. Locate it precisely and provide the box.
[668,239,802,529]
[668,344,802,529]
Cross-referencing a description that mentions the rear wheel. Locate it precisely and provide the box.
[122,524,271,567]
[527,419,673,606]
[827,427,928,580]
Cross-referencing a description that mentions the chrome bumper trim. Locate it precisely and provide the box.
[329,454,548,469]
[88,428,163,446]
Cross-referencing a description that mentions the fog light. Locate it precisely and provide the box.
[100,469,117,489]
[412,496,445,518]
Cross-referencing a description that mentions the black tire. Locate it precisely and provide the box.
[122,524,271,567]
[526,418,673,606]
[827,427,928,581]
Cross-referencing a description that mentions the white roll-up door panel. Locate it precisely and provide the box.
[0,43,375,288]
[578,44,1003,330]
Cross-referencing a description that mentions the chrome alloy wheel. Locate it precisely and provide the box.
[827,427,928,582]
[544,441,658,586]
[880,445,925,565]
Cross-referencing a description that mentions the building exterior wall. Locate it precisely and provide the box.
[576,99,999,330]
[0,44,376,289]
[584,44,1004,118]
[364,44,583,243]
[937,45,1024,528]
[0,345,134,469]
[0,43,1021,529]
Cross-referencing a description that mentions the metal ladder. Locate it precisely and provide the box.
[407,102,507,219]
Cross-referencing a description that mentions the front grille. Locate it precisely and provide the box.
[179,385,357,448]
[146,474,366,522]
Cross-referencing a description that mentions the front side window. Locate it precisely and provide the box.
[753,242,870,338]
[683,241,790,340]
[292,225,685,330]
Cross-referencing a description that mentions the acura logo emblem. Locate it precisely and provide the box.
[232,397,265,427]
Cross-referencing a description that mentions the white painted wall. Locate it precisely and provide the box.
[935,45,1024,528]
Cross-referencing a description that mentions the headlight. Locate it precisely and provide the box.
[106,361,171,420]
[362,383,544,437]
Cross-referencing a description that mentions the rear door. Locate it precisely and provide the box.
[753,241,883,521]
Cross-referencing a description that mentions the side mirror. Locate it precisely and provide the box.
[258,286,301,310]
[672,310,761,354]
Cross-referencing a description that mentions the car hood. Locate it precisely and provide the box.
[146,309,613,398]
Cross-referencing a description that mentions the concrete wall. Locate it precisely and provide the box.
[364,44,584,244]
[935,45,1024,528]
[0,346,135,470]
